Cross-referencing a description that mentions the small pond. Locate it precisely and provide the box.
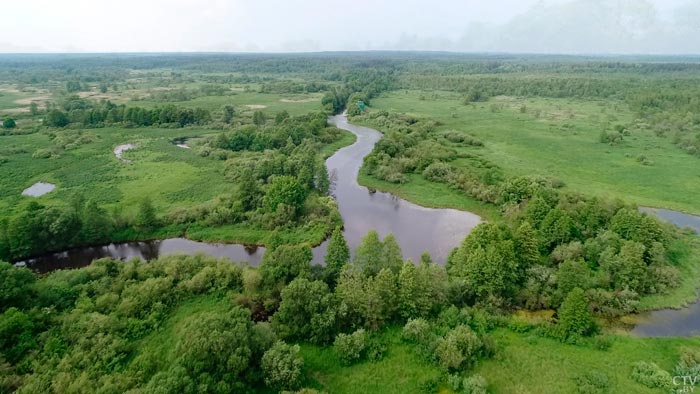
[22,182,56,197]
[114,144,136,162]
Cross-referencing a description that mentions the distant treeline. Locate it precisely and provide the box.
[44,99,211,128]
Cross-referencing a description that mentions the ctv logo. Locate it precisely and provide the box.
[674,375,699,393]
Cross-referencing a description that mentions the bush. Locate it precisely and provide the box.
[2,118,16,129]
[599,130,623,145]
[333,329,367,365]
[630,361,671,389]
[403,318,432,343]
[443,131,483,146]
[675,347,700,376]
[423,162,454,183]
[32,148,53,159]
[591,335,614,351]
[574,370,611,394]
[450,373,489,393]
[435,325,482,372]
[460,374,488,394]
[636,154,654,166]
[261,341,304,391]
[365,336,387,362]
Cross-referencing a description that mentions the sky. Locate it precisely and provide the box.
[1,0,699,54]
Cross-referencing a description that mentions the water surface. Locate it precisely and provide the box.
[22,182,56,197]
[114,144,135,162]
[640,206,700,233]
[630,207,700,336]
[631,302,700,337]
[327,114,481,263]
[20,115,480,271]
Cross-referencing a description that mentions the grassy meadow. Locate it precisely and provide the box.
[366,90,700,215]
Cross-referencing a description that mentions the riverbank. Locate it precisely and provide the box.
[17,115,485,271]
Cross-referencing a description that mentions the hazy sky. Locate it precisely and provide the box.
[2,0,699,54]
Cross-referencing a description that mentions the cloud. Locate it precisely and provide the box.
[1,0,699,54]
[380,0,700,54]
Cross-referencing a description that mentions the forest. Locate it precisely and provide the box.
[1,53,700,393]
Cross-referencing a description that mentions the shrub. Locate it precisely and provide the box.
[630,361,671,389]
[451,374,488,394]
[443,131,483,146]
[32,148,53,159]
[435,325,482,371]
[365,336,387,362]
[333,329,367,365]
[462,374,488,394]
[574,370,611,394]
[418,377,440,394]
[592,335,614,351]
[599,130,623,145]
[261,341,304,391]
[423,162,454,183]
[636,154,654,166]
[2,118,16,129]
[675,347,700,377]
[403,318,432,343]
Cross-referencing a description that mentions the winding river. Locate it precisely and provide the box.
[16,115,700,337]
[19,114,481,273]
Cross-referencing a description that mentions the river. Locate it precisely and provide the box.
[19,114,481,273]
[629,207,700,337]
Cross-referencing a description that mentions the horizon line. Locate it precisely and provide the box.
[1,50,700,58]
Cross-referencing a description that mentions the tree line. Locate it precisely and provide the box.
[44,99,212,128]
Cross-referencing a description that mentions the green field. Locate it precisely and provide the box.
[0,126,221,215]
[366,90,700,215]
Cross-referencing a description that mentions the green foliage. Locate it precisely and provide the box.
[260,244,312,286]
[574,370,611,394]
[333,329,367,366]
[630,361,671,389]
[609,209,665,257]
[135,197,158,231]
[261,341,304,390]
[253,110,267,125]
[460,374,488,394]
[435,325,483,372]
[222,105,235,124]
[447,223,520,302]
[2,118,15,129]
[556,288,595,342]
[540,208,577,251]
[402,318,432,344]
[175,307,254,382]
[0,308,37,364]
[325,227,350,285]
[0,262,36,311]
[45,109,69,127]
[273,278,336,344]
[265,175,307,215]
[352,231,404,277]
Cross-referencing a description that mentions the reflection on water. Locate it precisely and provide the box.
[631,302,700,337]
[327,114,481,263]
[20,115,481,272]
